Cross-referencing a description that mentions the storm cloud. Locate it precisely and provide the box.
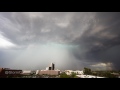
[0,12,120,70]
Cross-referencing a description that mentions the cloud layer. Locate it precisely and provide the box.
[0,12,120,70]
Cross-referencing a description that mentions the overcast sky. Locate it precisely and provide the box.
[0,12,120,70]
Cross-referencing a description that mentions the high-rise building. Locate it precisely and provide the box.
[45,63,55,70]
[52,63,55,70]
[49,67,52,70]
[39,63,59,75]
[50,63,55,70]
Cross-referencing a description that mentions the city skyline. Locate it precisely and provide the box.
[0,12,120,70]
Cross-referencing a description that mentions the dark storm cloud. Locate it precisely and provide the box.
[0,12,120,70]
[0,12,74,45]
[71,12,120,70]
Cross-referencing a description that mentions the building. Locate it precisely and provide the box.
[46,67,49,70]
[0,68,22,78]
[22,70,36,75]
[0,68,3,73]
[22,70,31,75]
[38,62,59,75]
[73,70,84,75]
[45,62,55,70]
[0,68,10,73]
[38,70,60,75]
[65,70,73,75]
[36,70,39,75]
[65,70,84,75]
[50,63,55,70]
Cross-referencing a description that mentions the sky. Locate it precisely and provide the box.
[0,12,120,70]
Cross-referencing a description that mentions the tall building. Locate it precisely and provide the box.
[50,63,55,70]
[46,66,52,70]
[39,63,59,75]
[45,63,55,70]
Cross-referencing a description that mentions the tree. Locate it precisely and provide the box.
[60,72,70,78]
[84,67,92,75]
[70,72,77,78]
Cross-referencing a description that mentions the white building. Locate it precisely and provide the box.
[22,70,32,75]
[36,70,39,75]
[65,70,73,75]
[73,70,84,75]
[22,70,36,76]
[65,70,84,75]
[46,67,49,70]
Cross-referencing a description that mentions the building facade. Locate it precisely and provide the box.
[39,70,60,75]
[45,63,55,70]
[0,69,22,78]
[50,63,55,70]
[38,62,58,75]
[65,70,84,75]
